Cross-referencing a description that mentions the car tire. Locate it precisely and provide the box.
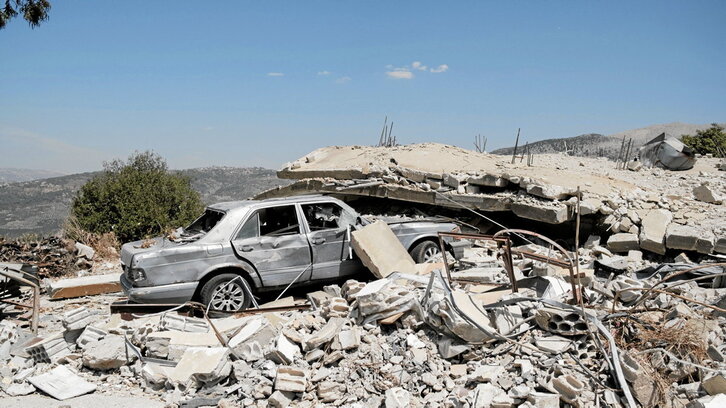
[410,240,442,263]
[200,273,252,313]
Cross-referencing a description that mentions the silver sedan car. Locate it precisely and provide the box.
[120,195,458,312]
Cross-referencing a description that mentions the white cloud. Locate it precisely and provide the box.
[317,71,331,76]
[266,72,284,77]
[412,61,428,71]
[430,64,449,73]
[386,68,413,80]
[335,76,351,84]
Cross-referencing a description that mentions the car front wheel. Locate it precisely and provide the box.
[200,273,252,313]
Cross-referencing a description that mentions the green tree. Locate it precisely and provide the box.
[70,151,205,243]
[1,0,51,29]
[681,124,726,156]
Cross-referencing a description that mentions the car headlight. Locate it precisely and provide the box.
[129,268,147,282]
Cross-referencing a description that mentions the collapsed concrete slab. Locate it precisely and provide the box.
[351,220,417,278]
[45,273,122,299]
[28,365,96,400]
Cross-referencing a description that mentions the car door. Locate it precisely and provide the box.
[300,201,360,280]
[230,204,312,287]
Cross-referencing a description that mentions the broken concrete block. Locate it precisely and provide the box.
[351,220,417,278]
[269,390,296,408]
[385,387,412,408]
[159,313,209,333]
[356,280,418,323]
[534,306,591,336]
[317,381,345,402]
[274,366,307,393]
[472,364,504,382]
[167,347,231,388]
[267,333,300,365]
[527,392,560,408]
[525,182,576,200]
[28,365,97,400]
[306,290,331,308]
[337,328,360,350]
[76,326,107,349]
[46,273,122,299]
[553,374,585,405]
[694,183,723,204]
[607,233,640,253]
[534,335,573,354]
[639,209,673,254]
[511,202,570,224]
[468,173,509,188]
[82,334,133,370]
[25,334,71,364]
[321,297,349,319]
[228,316,278,354]
[611,276,646,303]
[492,305,526,335]
[303,317,344,351]
[74,242,95,260]
[341,279,365,301]
[4,382,35,396]
[443,172,468,188]
[61,307,94,332]
[472,383,506,408]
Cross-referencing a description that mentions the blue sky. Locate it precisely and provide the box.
[1,1,724,173]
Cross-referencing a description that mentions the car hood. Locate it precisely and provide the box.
[120,237,183,268]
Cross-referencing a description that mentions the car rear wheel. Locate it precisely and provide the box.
[410,240,442,263]
[200,273,252,313]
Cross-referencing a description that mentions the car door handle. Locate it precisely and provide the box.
[239,245,253,252]
[312,237,326,245]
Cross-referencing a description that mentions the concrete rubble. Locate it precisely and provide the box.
[2,144,726,407]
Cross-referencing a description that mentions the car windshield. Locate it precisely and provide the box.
[173,209,225,242]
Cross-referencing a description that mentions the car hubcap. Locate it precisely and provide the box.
[423,246,440,262]
[210,280,246,311]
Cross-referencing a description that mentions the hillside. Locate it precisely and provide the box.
[491,122,717,158]
[0,167,289,238]
[0,168,66,184]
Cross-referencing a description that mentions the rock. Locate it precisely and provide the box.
[82,334,133,370]
[472,383,506,408]
[303,317,344,351]
[268,390,296,408]
[74,242,95,260]
[702,374,726,395]
[471,364,504,382]
[607,233,640,253]
[639,209,673,254]
[385,387,411,408]
[167,347,231,389]
[5,382,35,396]
[693,183,723,204]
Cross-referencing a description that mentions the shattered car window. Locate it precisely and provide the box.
[302,203,355,231]
[256,205,300,237]
[174,209,225,242]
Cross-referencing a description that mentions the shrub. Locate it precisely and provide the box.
[70,151,204,243]
[681,124,726,156]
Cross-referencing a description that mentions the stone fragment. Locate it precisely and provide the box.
[228,316,278,354]
[351,220,417,278]
[472,383,506,408]
[341,279,365,301]
[639,209,673,254]
[693,183,723,204]
[303,317,344,351]
[267,333,300,365]
[534,335,572,354]
[268,390,296,408]
[167,347,231,388]
[471,364,504,382]
[275,366,307,393]
[527,392,560,408]
[317,381,344,402]
[337,328,360,350]
[607,233,640,253]
[702,374,726,395]
[385,387,411,408]
[75,242,95,260]
[82,334,133,370]
[4,382,35,396]
[321,297,349,319]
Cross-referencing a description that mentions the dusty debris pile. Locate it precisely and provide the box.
[2,227,726,408]
[0,236,98,278]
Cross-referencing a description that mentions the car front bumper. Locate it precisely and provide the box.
[120,274,198,304]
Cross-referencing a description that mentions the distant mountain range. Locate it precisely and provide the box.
[0,167,290,238]
[0,168,66,184]
[491,122,720,158]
